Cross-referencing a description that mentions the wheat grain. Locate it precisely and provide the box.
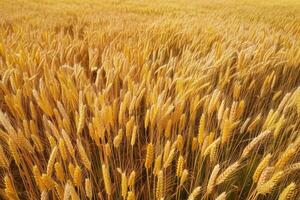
[253,154,272,183]
[0,145,8,168]
[153,154,162,176]
[275,146,296,170]
[54,162,65,183]
[207,164,220,194]
[8,138,20,166]
[163,147,175,169]
[215,192,226,200]
[47,146,58,175]
[121,173,128,199]
[102,164,112,196]
[77,139,91,170]
[216,161,240,185]
[176,155,184,177]
[278,182,296,200]
[180,169,189,186]
[257,171,284,195]
[241,130,271,160]
[73,165,82,187]
[41,174,56,190]
[85,178,93,199]
[156,170,164,200]
[127,191,135,200]
[145,143,154,169]
[198,114,206,145]
[62,129,75,158]
[187,186,201,200]
[128,170,136,188]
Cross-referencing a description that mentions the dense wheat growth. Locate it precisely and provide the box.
[0,0,300,199]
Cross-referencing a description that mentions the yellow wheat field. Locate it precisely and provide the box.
[0,0,300,199]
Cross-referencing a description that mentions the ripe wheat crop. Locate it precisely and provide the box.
[0,0,300,199]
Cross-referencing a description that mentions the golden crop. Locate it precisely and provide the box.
[0,0,300,199]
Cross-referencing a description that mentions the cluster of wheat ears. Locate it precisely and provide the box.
[0,0,300,199]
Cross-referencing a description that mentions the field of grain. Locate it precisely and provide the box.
[0,0,300,199]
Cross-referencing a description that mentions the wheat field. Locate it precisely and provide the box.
[0,0,300,199]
